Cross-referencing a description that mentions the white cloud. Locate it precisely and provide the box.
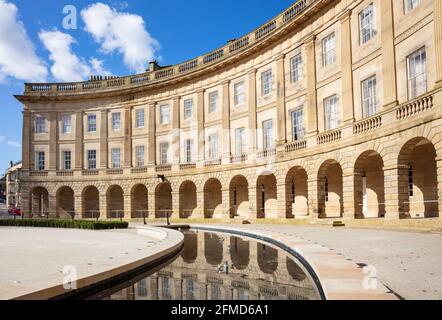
[39,29,92,82]
[81,2,159,73]
[6,140,20,148]
[0,0,47,83]
[89,57,111,76]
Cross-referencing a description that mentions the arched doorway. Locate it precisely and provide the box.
[82,186,99,219]
[30,187,49,217]
[56,186,75,219]
[285,167,308,218]
[317,160,343,218]
[230,236,250,270]
[286,257,306,282]
[204,179,222,219]
[179,181,197,218]
[181,231,198,264]
[256,173,277,219]
[107,185,124,219]
[354,151,385,218]
[257,243,278,274]
[204,233,223,266]
[398,137,438,218]
[155,183,172,219]
[131,184,148,219]
[229,175,249,219]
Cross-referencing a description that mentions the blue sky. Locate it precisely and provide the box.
[0,0,295,174]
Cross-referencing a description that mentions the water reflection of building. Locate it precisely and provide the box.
[108,232,319,300]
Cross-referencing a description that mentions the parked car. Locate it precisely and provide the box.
[8,207,22,216]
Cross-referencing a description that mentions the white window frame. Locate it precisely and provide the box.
[63,150,72,170]
[135,109,145,128]
[159,143,169,165]
[322,33,336,67]
[208,133,219,160]
[407,47,427,99]
[160,105,170,125]
[235,127,246,155]
[36,151,45,171]
[135,145,145,167]
[290,53,303,83]
[111,148,121,169]
[234,81,246,106]
[184,139,194,163]
[324,95,340,131]
[87,114,97,133]
[183,99,194,120]
[362,76,378,118]
[261,69,273,96]
[112,112,121,131]
[262,120,274,150]
[291,108,305,141]
[61,115,72,134]
[35,116,46,134]
[209,91,218,113]
[359,4,375,45]
[404,0,422,13]
[87,150,97,169]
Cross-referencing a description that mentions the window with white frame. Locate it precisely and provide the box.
[405,0,421,13]
[234,81,246,106]
[235,127,246,155]
[262,120,274,150]
[135,145,145,167]
[112,112,121,131]
[160,142,169,165]
[261,69,273,96]
[208,133,219,160]
[359,4,375,45]
[61,115,72,134]
[87,114,97,133]
[324,95,340,131]
[290,54,303,83]
[322,33,336,67]
[362,76,378,117]
[63,150,72,170]
[35,116,46,134]
[183,99,194,120]
[184,139,194,163]
[135,109,145,128]
[111,148,121,168]
[407,47,427,99]
[87,150,97,169]
[160,105,170,124]
[209,91,218,113]
[36,151,45,171]
[291,108,305,141]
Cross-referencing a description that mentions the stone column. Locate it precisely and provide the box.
[340,10,355,124]
[99,194,107,220]
[48,194,57,218]
[75,111,83,170]
[124,106,132,168]
[222,81,231,163]
[48,112,58,170]
[22,108,31,171]
[248,69,258,155]
[172,97,180,165]
[435,0,442,87]
[436,158,442,217]
[307,177,319,219]
[148,189,156,220]
[305,36,318,135]
[196,189,205,219]
[172,191,180,220]
[248,184,257,220]
[342,170,355,219]
[276,54,287,146]
[221,187,230,219]
[148,103,156,166]
[383,164,406,220]
[197,90,205,162]
[124,193,131,219]
[277,180,287,219]
[380,0,398,108]
[100,110,108,169]
[74,195,82,219]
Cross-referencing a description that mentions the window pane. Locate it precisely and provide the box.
[88,114,97,132]
[62,116,72,134]
[324,95,339,131]
[234,81,245,106]
[291,54,302,83]
[87,150,97,169]
[362,76,377,117]
[136,109,145,128]
[408,48,427,99]
[261,69,273,96]
[323,34,336,67]
[184,99,193,120]
[262,120,274,150]
[291,108,304,141]
[111,148,121,168]
[360,5,375,44]
[209,92,218,113]
[136,146,145,167]
[160,105,170,124]
[112,113,121,131]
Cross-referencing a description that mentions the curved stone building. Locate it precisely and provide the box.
[15,0,442,222]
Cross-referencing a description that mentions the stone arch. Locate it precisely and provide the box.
[204,178,222,219]
[56,186,75,219]
[107,185,124,219]
[285,166,308,218]
[131,184,148,219]
[256,172,277,219]
[257,243,278,274]
[317,160,343,218]
[181,231,198,264]
[155,182,172,219]
[354,151,385,218]
[286,257,307,282]
[229,175,249,219]
[204,233,223,266]
[82,186,100,219]
[230,236,250,270]
[398,137,438,218]
[30,186,49,217]
[179,181,197,218]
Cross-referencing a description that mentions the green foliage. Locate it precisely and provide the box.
[0,219,128,230]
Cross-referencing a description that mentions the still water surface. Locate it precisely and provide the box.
[89,230,322,300]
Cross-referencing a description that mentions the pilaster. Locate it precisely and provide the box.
[100,110,108,169]
[434,0,442,87]
[22,108,31,171]
[276,54,287,146]
[305,35,318,135]
[340,10,355,124]
[148,103,156,166]
[221,81,231,163]
[48,111,58,170]
[197,90,205,161]
[172,97,180,165]
[75,111,83,169]
[248,69,258,154]
[124,106,132,168]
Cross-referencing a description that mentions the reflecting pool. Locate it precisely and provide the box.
[88,230,322,300]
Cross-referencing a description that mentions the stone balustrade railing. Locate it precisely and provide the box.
[23,0,316,95]
[156,164,172,172]
[257,148,277,159]
[396,94,434,120]
[204,159,222,167]
[317,130,342,145]
[231,154,248,163]
[285,140,307,153]
[180,163,197,170]
[353,115,382,134]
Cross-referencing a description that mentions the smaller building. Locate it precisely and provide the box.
[5,161,22,208]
